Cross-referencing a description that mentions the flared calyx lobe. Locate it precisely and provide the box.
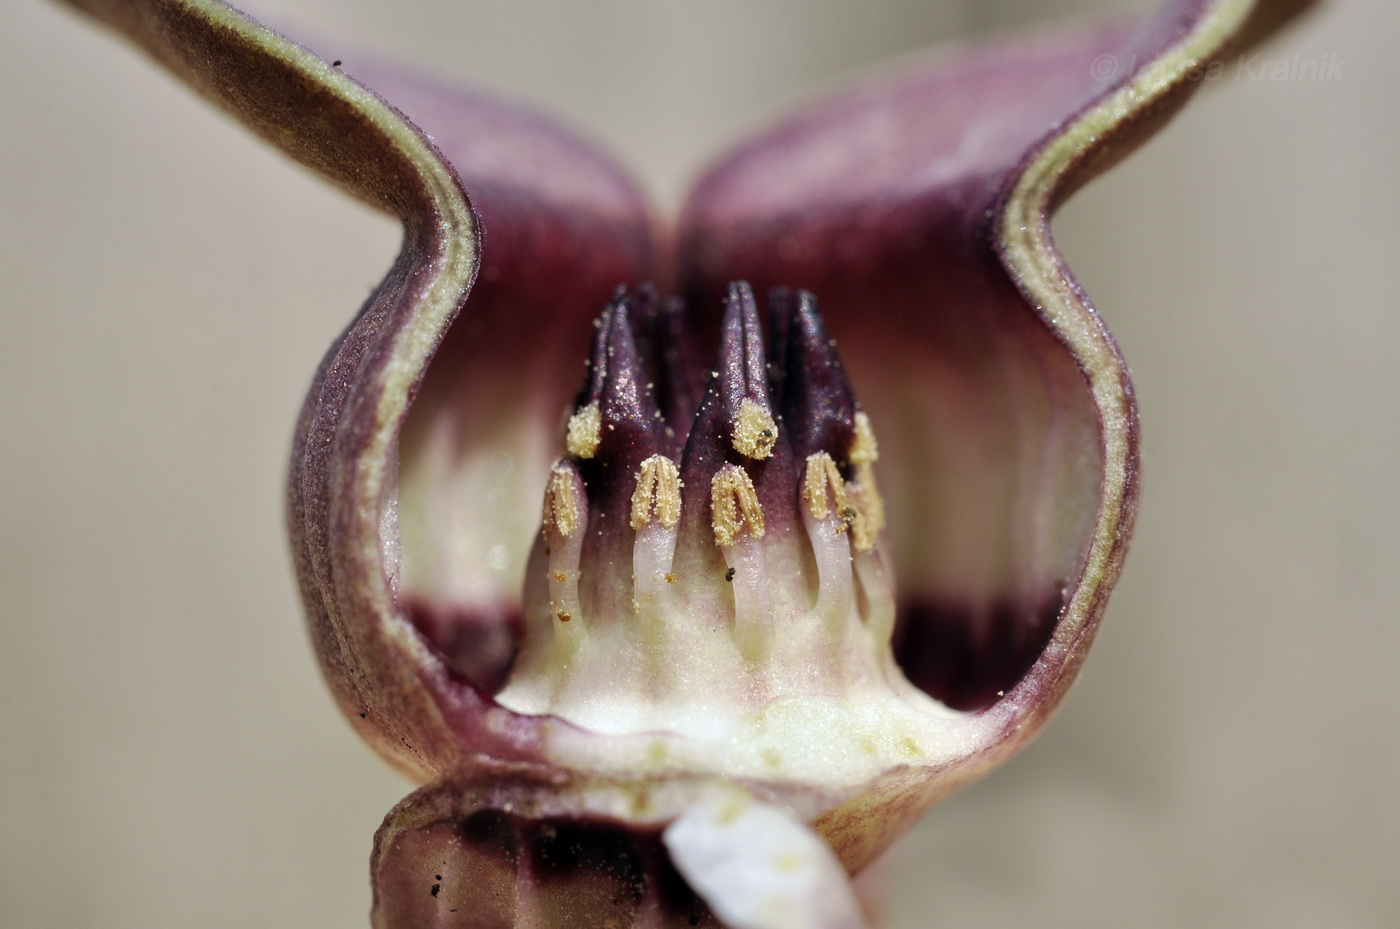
[57,0,1313,925]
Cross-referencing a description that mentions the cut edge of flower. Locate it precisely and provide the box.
[988,0,1252,737]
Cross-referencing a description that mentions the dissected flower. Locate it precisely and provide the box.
[58,0,1311,925]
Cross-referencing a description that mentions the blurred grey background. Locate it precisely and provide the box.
[2,0,1393,926]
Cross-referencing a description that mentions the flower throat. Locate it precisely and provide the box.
[496,282,938,750]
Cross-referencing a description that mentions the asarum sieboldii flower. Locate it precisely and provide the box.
[61,0,1311,926]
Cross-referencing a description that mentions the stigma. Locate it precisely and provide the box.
[496,283,952,773]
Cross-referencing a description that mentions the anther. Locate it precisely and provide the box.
[733,398,778,460]
[710,464,765,547]
[802,452,851,526]
[565,401,602,459]
[631,455,682,531]
[542,461,582,537]
[847,482,886,554]
[845,413,886,553]
[849,412,879,466]
[540,460,587,634]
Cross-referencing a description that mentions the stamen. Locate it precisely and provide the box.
[542,461,587,631]
[710,465,765,547]
[564,401,602,460]
[710,464,771,661]
[631,455,682,633]
[801,453,856,642]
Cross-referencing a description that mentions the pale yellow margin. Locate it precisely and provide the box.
[999,0,1252,639]
[171,1,480,742]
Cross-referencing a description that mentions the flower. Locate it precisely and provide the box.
[60,0,1310,926]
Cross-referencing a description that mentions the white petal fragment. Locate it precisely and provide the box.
[664,794,871,929]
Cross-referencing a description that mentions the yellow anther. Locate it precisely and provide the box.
[541,463,581,537]
[565,401,602,459]
[630,455,682,530]
[848,411,879,465]
[711,464,766,546]
[845,470,886,553]
[843,413,885,551]
[732,398,778,460]
[802,452,851,524]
